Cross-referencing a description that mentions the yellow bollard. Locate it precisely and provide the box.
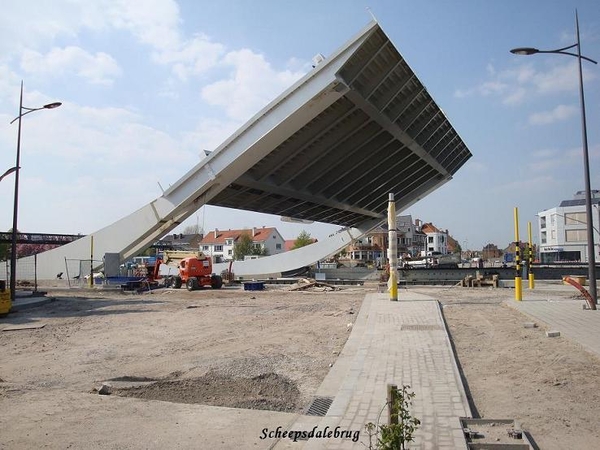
[0,285,11,315]
[514,208,522,301]
[528,222,535,289]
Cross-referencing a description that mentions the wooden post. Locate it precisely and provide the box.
[387,383,399,425]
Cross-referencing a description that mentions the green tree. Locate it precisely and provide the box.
[292,230,313,250]
[233,233,268,260]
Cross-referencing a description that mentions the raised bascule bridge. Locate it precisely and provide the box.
[16,21,472,280]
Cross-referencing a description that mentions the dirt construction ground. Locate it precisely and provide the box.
[1,282,600,449]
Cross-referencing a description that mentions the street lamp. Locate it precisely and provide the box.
[511,11,598,305]
[8,81,61,306]
[0,167,18,183]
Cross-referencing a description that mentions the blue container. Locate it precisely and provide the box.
[243,282,265,291]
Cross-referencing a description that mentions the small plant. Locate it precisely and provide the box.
[364,385,421,450]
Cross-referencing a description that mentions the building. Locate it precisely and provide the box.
[153,233,203,251]
[420,222,449,255]
[200,227,285,262]
[538,190,600,263]
[411,219,427,256]
[341,215,427,266]
[482,243,502,261]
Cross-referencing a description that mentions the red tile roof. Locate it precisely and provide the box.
[200,227,275,245]
[284,238,318,252]
[421,222,442,233]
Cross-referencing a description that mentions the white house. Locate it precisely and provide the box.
[199,227,285,262]
[420,222,449,255]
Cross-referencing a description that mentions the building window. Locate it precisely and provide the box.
[276,243,281,250]
[202,245,209,251]
[541,231,547,244]
[540,216,546,228]
[228,249,232,255]
[565,229,586,242]
[225,239,233,246]
[214,245,223,252]
[565,212,587,225]
[428,236,433,243]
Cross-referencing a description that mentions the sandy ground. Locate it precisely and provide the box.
[1,282,600,449]
[427,285,600,450]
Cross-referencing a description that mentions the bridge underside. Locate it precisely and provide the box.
[15,21,471,280]
[207,24,471,227]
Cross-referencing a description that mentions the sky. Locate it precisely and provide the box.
[0,0,599,251]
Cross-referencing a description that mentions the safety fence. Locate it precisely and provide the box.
[0,256,105,291]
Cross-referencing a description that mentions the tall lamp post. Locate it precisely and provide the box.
[8,81,61,306]
[511,11,598,305]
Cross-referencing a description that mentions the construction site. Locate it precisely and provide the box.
[2,18,600,450]
[2,280,600,449]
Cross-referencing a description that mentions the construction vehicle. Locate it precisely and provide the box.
[151,250,223,291]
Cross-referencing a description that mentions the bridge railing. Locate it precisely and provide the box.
[0,232,83,245]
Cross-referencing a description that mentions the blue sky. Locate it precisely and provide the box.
[0,0,598,251]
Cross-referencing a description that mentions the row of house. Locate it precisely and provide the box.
[154,226,291,262]
[151,191,600,265]
[153,216,455,264]
[343,216,456,266]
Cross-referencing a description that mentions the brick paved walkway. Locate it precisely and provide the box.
[508,298,600,358]
[275,292,470,449]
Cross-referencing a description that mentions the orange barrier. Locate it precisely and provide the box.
[563,276,597,310]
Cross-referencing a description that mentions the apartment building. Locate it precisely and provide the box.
[538,190,600,263]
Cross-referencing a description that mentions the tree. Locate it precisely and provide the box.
[292,230,313,250]
[233,233,268,261]
[183,224,202,235]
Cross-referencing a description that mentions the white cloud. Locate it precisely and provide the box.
[528,104,577,125]
[532,148,558,159]
[201,49,306,121]
[455,58,596,106]
[20,46,121,85]
[154,34,226,80]
[494,175,558,193]
[104,0,181,52]
[533,61,581,93]
[502,87,526,106]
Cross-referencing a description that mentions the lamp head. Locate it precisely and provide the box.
[510,47,540,56]
[43,102,62,109]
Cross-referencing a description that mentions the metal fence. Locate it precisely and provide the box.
[1,255,40,292]
[0,256,106,291]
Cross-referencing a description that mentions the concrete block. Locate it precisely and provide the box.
[523,322,537,329]
[546,330,561,338]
